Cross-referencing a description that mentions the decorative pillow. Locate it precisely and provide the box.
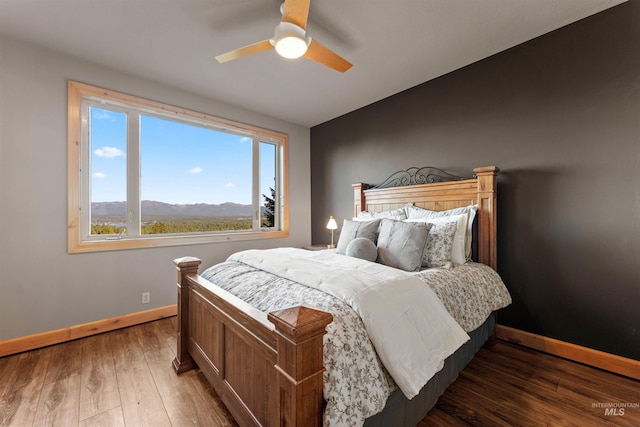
[405,213,467,265]
[336,219,381,255]
[345,237,378,262]
[376,219,432,272]
[405,203,477,260]
[356,207,407,221]
[423,221,457,268]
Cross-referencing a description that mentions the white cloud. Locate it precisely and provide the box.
[92,111,113,121]
[186,166,203,174]
[94,146,124,159]
[240,137,251,144]
[93,172,107,179]
[225,182,235,188]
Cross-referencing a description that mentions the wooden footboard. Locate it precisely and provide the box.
[172,257,333,427]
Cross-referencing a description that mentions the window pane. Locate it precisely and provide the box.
[260,142,277,228]
[140,115,253,234]
[89,106,127,236]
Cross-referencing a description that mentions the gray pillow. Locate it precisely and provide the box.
[345,237,378,262]
[336,219,380,255]
[376,219,432,272]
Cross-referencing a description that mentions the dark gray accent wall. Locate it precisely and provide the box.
[310,2,640,360]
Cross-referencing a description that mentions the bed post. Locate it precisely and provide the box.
[473,166,499,271]
[172,256,201,374]
[268,306,333,427]
[353,183,369,217]
[474,166,500,347]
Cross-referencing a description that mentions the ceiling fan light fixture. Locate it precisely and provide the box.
[275,36,308,59]
[216,0,351,72]
[271,22,309,59]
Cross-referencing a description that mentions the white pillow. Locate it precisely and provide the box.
[405,214,467,265]
[356,207,407,221]
[405,203,477,260]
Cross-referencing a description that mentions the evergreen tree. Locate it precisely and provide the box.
[262,185,275,228]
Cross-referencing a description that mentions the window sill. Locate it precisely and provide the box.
[68,230,289,253]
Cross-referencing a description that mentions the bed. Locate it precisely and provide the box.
[172,165,507,426]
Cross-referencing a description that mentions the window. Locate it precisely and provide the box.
[68,81,288,253]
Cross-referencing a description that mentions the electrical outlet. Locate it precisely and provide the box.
[142,292,150,304]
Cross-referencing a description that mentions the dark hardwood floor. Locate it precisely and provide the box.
[1,317,637,426]
[421,340,639,426]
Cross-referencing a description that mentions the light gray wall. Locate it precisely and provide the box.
[311,2,640,360]
[0,36,311,341]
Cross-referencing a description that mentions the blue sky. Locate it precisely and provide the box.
[90,107,276,205]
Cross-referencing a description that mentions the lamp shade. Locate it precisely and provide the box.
[326,216,338,230]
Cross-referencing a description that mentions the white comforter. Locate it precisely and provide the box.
[228,247,469,399]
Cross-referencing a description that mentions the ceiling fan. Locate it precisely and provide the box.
[215,0,352,73]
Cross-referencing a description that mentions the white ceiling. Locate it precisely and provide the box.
[0,0,625,127]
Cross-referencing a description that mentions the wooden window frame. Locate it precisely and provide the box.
[68,81,289,253]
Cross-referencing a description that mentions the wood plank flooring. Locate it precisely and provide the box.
[0,317,236,427]
[1,317,638,426]
[421,341,639,426]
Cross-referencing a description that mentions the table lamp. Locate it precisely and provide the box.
[326,216,338,249]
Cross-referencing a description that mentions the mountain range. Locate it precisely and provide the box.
[91,200,254,219]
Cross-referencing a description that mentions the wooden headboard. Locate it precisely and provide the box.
[353,166,499,270]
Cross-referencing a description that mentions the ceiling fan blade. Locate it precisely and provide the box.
[215,39,274,63]
[304,39,352,73]
[282,0,311,30]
